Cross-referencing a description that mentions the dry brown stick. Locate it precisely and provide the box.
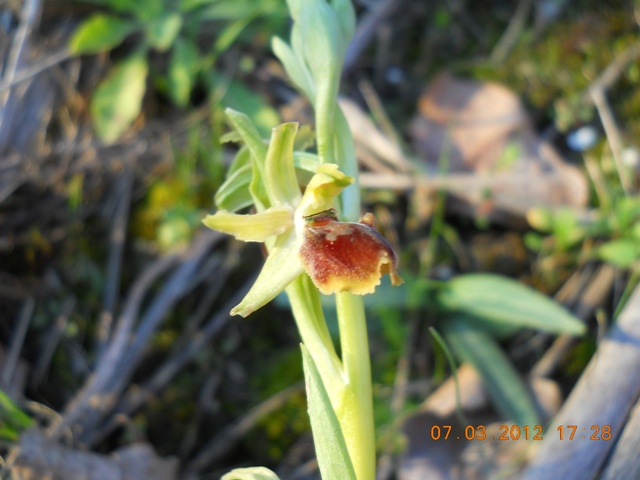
[0,0,42,100]
[84,276,252,447]
[97,169,134,362]
[1,297,34,393]
[9,428,178,480]
[47,252,181,439]
[521,283,640,479]
[0,48,71,94]
[75,231,222,443]
[184,383,305,474]
[490,0,533,64]
[531,263,616,378]
[591,88,633,194]
[342,0,403,74]
[31,295,76,388]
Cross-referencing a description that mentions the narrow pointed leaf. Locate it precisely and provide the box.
[272,36,315,101]
[202,206,293,242]
[231,233,303,317]
[442,316,540,427]
[265,122,301,206]
[215,163,253,212]
[331,0,356,43]
[437,274,586,336]
[225,108,270,210]
[301,344,356,480]
[224,108,268,162]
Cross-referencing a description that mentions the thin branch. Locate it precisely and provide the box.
[84,276,251,447]
[97,169,134,362]
[31,296,76,388]
[343,0,403,74]
[490,0,533,64]
[1,297,34,393]
[184,383,304,474]
[0,49,72,94]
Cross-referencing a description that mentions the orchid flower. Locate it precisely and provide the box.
[203,120,402,318]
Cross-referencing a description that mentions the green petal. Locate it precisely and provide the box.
[202,206,293,242]
[231,233,303,317]
[297,164,354,218]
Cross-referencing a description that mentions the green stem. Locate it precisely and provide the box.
[336,292,375,480]
[286,275,343,394]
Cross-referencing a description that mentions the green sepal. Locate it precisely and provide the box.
[231,232,303,317]
[202,206,293,242]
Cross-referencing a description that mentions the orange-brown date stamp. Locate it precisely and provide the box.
[429,425,613,441]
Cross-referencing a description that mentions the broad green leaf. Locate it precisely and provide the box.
[231,232,303,317]
[442,317,540,427]
[437,274,586,336]
[168,38,201,106]
[598,239,640,268]
[91,53,148,143]
[202,206,293,242]
[145,12,183,51]
[69,14,136,54]
[221,466,280,480]
[301,344,357,480]
[265,123,300,207]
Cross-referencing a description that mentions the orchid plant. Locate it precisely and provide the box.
[204,1,403,479]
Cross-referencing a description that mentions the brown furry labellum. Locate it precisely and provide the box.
[299,209,404,295]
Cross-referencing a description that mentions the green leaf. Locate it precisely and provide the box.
[214,17,253,55]
[437,274,586,336]
[0,389,33,431]
[224,108,270,211]
[69,14,136,54]
[598,239,640,268]
[442,317,540,427]
[215,163,253,212]
[265,123,301,207]
[330,0,356,43]
[168,38,200,106]
[145,12,183,51]
[108,0,164,18]
[301,344,357,480]
[221,466,280,480]
[91,53,148,143]
[224,109,267,162]
[272,36,315,101]
[220,80,280,137]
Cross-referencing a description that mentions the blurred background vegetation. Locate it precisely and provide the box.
[1,0,639,478]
